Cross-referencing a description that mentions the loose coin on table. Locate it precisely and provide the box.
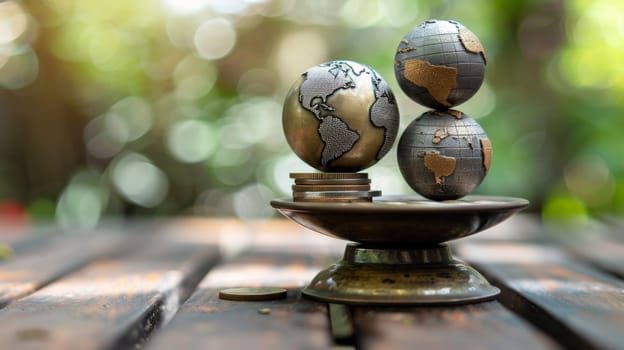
[218,287,288,301]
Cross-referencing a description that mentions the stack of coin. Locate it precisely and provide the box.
[290,173,381,202]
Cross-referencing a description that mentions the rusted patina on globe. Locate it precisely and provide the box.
[394,20,486,110]
[282,60,400,172]
[397,110,491,200]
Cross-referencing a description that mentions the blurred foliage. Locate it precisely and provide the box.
[0,0,622,228]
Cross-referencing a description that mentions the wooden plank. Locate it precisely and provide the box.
[353,301,559,350]
[560,234,624,279]
[0,234,58,258]
[161,217,344,258]
[148,250,338,350]
[0,233,57,263]
[0,232,130,308]
[0,223,99,260]
[458,242,624,349]
[547,219,624,279]
[467,214,546,242]
[0,237,220,349]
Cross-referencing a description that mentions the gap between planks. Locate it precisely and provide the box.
[459,241,624,350]
[0,226,221,350]
[147,249,346,350]
[0,231,138,309]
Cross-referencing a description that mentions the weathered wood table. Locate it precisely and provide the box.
[0,216,623,349]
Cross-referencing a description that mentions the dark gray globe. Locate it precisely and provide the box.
[394,19,487,110]
[397,110,492,200]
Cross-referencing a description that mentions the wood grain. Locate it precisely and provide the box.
[466,214,545,242]
[148,250,337,350]
[459,242,624,349]
[0,238,219,350]
[0,233,130,308]
[561,236,624,279]
[2,217,623,349]
[553,221,624,278]
[353,301,559,350]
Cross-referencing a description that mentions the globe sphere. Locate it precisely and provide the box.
[394,20,487,110]
[397,110,492,200]
[283,60,400,172]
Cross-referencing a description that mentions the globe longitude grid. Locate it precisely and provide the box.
[450,118,487,183]
[411,37,484,76]
[398,115,487,196]
[396,26,485,106]
[402,28,470,58]
[398,34,464,65]
[455,62,486,80]
[416,20,459,37]
[396,52,485,83]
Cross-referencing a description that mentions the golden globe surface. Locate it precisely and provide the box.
[282,60,400,172]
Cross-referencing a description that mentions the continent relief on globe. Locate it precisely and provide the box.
[422,142,491,185]
[423,151,456,185]
[459,27,487,63]
[422,134,493,187]
[480,138,492,174]
[397,27,487,108]
[282,75,388,172]
[402,60,457,108]
[397,110,493,200]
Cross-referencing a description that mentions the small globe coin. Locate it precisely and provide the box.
[397,110,492,200]
[218,287,288,301]
[394,19,487,110]
[283,61,400,172]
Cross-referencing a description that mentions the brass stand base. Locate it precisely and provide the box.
[271,195,527,305]
[302,244,499,305]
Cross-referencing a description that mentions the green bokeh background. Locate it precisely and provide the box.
[0,0,622,228]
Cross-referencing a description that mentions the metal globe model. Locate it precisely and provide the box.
[282,60,400,172]
[394,19,487,110]
[397,110,492,200]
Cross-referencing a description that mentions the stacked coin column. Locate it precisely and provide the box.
[393,20,492,200]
